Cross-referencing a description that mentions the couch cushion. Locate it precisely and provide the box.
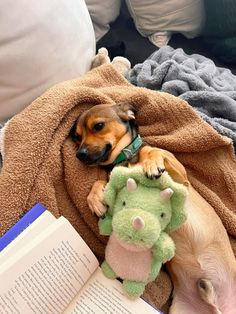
[85,0,121,41]
[125,0,205,46]
[0,0,95,123]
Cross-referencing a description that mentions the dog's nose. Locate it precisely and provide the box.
[76,147,88,161]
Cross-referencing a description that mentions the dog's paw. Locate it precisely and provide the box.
[142,159,165,179]
[87,180,107,216]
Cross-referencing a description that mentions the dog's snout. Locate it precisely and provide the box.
[76,147,88,161]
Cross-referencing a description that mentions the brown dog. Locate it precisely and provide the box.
[72,102,186,216]
[72,103,236,313]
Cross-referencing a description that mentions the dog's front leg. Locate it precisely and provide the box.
[138,146,189,185]
[138,146,165,179]
[87,180,107,216]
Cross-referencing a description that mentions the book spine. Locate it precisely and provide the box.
[0,203,46,251]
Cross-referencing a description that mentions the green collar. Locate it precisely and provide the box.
[113,135,143,165]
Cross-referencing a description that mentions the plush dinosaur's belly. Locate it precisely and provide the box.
[105,233,151,281]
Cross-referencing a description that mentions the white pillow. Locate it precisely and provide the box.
[85,0,121,41]
[0,0,95,123]
[126,0,205,47]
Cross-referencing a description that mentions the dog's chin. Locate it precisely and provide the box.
[85,144,112,166]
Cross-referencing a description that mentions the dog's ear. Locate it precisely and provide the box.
[113,102,137,122]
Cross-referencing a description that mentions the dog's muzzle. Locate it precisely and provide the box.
[76,144,112,165]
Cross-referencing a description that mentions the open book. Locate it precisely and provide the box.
[0,204,162,314]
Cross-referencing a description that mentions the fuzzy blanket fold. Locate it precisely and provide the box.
[0,64,236,311]
[126,46,236,150]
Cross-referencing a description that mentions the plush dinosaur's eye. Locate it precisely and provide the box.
[93,122,105,132]
[123,201,126,206]
[160,212,165,218]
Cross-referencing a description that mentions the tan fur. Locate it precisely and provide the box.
[87,180,106,216]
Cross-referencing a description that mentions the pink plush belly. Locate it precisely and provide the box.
[105,233,152,282]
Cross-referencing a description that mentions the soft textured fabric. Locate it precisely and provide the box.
[0,64,236,311]
[126,46,236,150]
[0,0,95,123]
[85,0,121,41]
[125,0,205,47]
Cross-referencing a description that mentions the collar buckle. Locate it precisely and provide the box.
[123,148,134,159]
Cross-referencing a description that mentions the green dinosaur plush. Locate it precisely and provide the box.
[99,165,188,298]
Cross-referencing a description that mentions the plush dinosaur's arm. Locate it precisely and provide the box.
[152,232,175,263]
[98,214,113,236]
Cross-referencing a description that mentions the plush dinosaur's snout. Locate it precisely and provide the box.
[132,216,145,230]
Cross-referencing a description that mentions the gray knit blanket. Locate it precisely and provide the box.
[126,46,236,150]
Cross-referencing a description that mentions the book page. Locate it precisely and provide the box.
[65,267,162,314]
[0,211,56,264]
[0,217,99,314]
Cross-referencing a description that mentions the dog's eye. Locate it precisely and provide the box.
[123,201,126,206]
[93,122,105,132]
[160,212,165,218]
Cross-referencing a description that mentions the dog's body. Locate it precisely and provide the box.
[168,184,236,314]
[72,103,236,313]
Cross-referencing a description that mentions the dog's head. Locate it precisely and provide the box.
[71,103,137,166]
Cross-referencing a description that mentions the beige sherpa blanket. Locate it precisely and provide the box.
[1,64,236,312]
